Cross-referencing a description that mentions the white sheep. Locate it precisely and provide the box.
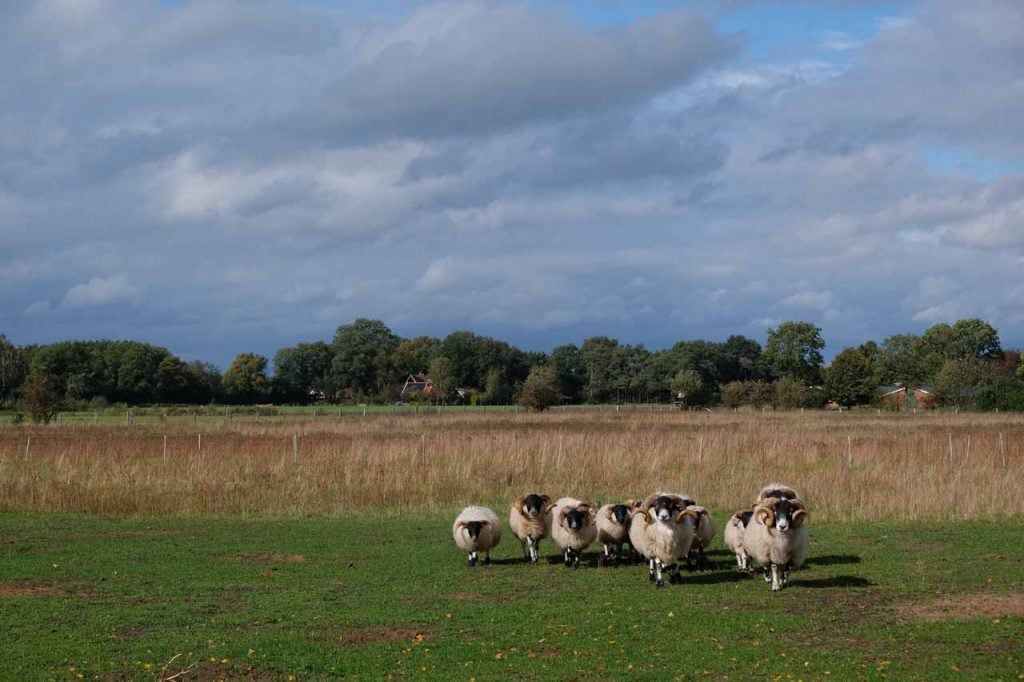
[596,500,639,562]
[452,506,502,567]
[742,496,809,591]
[549,497,598,569]
[685,504,715,570]
[629,493,699,587]
[723,510,754,572]
[509,493,554,563]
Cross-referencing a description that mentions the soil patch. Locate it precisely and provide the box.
[229,553,307,563]
[0,580,97,598]
[333,626,428,646]
[903,593,1024,622]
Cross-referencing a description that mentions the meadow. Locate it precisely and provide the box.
[1,410,1023,679]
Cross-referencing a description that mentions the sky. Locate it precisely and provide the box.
[1,0,1023,368]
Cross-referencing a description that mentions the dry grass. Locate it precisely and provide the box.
[1,410,1022,519]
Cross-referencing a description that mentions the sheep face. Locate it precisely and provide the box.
[651,495,686,524]
[519,493,550,519]
[563,508,589,531]
[756,498,808,534]
[610,504,632,525]
[463,521,485,541]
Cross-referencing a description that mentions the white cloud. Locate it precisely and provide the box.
[63,273,135,308]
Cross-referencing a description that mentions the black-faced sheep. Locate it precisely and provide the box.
[629,493,698,587]
[596,500,639,562]
[509,493,555,563]
[742,496,809,591]
[452,506,502,567]
[549,497,598,569]
[723,510,754,572]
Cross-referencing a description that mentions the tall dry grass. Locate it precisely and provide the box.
[0,410,1022,520]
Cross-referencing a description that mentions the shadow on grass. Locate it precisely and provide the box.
[807,554,861,567]
[678,570,751,585]
[791,575,874,588]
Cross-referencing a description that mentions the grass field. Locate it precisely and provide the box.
[1,411,1022,679]
[1,512,1022,680]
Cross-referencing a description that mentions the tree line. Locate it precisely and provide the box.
[2,317,1023,419]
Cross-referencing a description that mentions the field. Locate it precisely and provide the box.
[1,410,1023,679]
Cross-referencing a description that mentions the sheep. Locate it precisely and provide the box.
[684,504,715,570]
[756,483,801,503]
[629,493,699,587]
[595,500,639,562]
[452,506,502,567]
[723,510,754,572]
[742,496,809,591]
[549,497,598,569]
[509,493,554,563]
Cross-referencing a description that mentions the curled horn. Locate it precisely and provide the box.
[676,508,699,524]
[755,505,775,527]
[556,505,570,527]
[640,493,660,512]
[453,520,467,531]
[604,506,616,521]
[626,498,641,509]
[580,503,597,520]
[512,494,527,511]
[791,501,809,527]
[631,508,651,523]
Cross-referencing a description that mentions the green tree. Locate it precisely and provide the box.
[579,336,621,403]
[20,370,60,423]
[875,334,927,385]
[670,369,702,407]
[764,321,825,385]
[773,377,807,409]
[825,347,875,407]
[932,359,991,409]
[548,344,583,403]
[155,356,191,403]
[481,367,512,405]
[223,353,270,404]
[390,336,440,379]
[518,365,561,411]
[428,356,455,405]
[0,334,28,403]
[273,341,334,403]
[331,319,400,398]
[720,335,766,383]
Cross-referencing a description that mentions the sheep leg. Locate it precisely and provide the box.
[648,558,657,582]
[571,549,581,570]
[654,559,665,588]
[521,540,530,561]
[484,550,491,565]
[735,553,744,570]
[669,563,683,584]
[770,563,783,592]
[468,551,478,568]
[763,565,772,583]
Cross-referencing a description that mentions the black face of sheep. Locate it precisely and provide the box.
[765,499,807,534]
[737,510,754,527]
[652,496,685,523]
[464,521,484,541]
[522,494,547,518]
[611,504,631,525]
[565,508,588,532]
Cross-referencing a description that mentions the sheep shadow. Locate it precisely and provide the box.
[789,575,874,588]
[677,570,750,585]
[806,554,861,567]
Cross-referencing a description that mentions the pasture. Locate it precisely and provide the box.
[1,410,1023,679]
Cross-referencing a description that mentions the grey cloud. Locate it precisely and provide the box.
[323,3,740,138]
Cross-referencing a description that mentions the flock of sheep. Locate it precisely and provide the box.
[451,483,809,591]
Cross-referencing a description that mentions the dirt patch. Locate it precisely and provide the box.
[229,553,307,563]
[902,593,1024,621]
[333,626,428,646]
[87,529,184,538]
[0,580,97,598]
[113,626,150,641]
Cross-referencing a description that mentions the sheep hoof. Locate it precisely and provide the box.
[656,579,665,588]
[669,572,683,585]
[467,557,477,567]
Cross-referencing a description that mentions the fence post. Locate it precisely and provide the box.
[847,435,853,469]
[198,433,202,453]
[293,433,298,464]
[24,436,31,459]
[698,435,704,465]
[999,432,1006,467]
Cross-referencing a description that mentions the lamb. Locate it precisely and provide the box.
[452,506,502,567]
[595,500,639,562]
[742,495,809,591]
[509,493,554,563]
[723,510,754,572]
[629,493,699,587]
[549,497,598,569]
[684,504,715,570]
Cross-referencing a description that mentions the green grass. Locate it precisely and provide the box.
[1,512,1022,680]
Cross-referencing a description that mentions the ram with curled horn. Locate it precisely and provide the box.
[743,493,810,591]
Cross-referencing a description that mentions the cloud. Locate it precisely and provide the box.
[322,2,740,138]
[63,273,136,308]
